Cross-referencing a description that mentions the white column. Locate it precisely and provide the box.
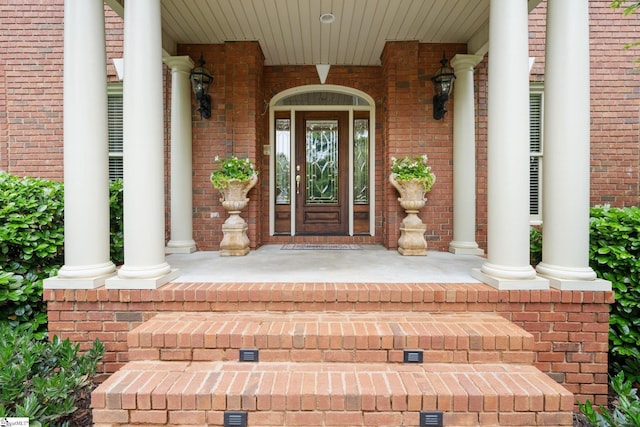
[164,56,197,254]
[472,0,548,290]
[106,0,178,289]
[449,54,484,256]
[45,0,116,289]
[535,0,610,291]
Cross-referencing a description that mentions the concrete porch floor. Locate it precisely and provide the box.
[166,245,485,284]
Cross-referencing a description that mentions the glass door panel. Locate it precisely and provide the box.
[305,120,339,204]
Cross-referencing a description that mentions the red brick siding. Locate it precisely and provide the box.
[475,58,489,251]
[0,0,64,179]
[178,43,266,251]
[528,0,640,207]
[44,285,614,407]
[105,7,123,84]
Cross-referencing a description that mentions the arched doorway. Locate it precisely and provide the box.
[268,85,376,238]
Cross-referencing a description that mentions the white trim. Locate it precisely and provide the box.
[269,85,376,237]
[348,110,354,236]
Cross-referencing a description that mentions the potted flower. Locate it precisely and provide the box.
[211,155,258,188]
[210,155,259,256]
[389,155,436,256]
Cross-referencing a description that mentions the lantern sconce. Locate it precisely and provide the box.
[190,54,213,119]
[431,53,456,120]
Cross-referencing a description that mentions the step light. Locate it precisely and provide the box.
[224,411,248,427]
[239,349,259,362]
[403,349,424,363]
[420,411,444,427]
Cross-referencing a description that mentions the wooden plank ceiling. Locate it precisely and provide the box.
[106,1,542,66]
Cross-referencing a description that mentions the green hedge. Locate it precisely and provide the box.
[0,173,64,334]
[0,173,124,334]
[590,205,640,383]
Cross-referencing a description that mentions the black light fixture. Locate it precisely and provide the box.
[431,53,456,120]
[190,54,213,119]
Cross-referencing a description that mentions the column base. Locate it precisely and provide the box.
[105,268,180,290]
[537,274,611,291]
[472,268,549,290]
[449,241,484,255]
[166,239,197,254]
[44,272,116,289]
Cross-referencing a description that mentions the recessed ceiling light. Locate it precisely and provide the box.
[319,13,335,24]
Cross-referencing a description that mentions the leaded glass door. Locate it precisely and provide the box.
[295,111,349,235]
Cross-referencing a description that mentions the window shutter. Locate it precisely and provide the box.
[108,89,124,180]
[529,93,542,154]
[529,92,543,217]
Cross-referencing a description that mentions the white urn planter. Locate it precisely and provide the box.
[217,174,258,256]
[390,173,429,256]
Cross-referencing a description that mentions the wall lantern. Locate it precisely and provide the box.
[190,54,213,119]
[431,53,456,120]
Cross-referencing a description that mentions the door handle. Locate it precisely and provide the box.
[295,174,301,194]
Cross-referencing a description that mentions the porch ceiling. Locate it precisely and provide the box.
[105,0,542,66]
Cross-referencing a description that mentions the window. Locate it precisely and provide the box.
[529,88,543,222]
[108,84,123,180]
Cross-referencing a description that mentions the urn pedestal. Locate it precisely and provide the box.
[217,174,258,256]
[390,174,429,256]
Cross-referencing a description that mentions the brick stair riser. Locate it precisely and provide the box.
[126,312,534,366]
[93,409,574,426]
[129,347,535,365]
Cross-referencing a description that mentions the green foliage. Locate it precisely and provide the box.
[0,174,125,332]
[0,323,104,426]
[109,178,124,265]
[611,1,640,64]
[210,155,258,189]
[530,226,542,266]
[0,173,64,334]
[390,155,436,192]
[611,1,640,17]
[579,371,640,427]
[590,205,640,384]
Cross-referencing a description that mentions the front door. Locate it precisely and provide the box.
[295,111,348,235]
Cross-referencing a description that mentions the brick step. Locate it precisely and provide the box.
[127,312,534,364]
[92,361,574,426]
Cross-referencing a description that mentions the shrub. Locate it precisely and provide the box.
[109,178,124,265]
[0,173,64,334]
[530,226,542,266]
[579,371,640,426]
[0,322,104,426]
[0,174,125,333]
[590,205,640,384]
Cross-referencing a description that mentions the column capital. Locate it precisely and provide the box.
[163,55,195,73]
[450,54,485,72]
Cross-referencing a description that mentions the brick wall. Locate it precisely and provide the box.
[0,0,64,179]
[528,0,640,207]
[178,42,266,251]
[43,285,613,407]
